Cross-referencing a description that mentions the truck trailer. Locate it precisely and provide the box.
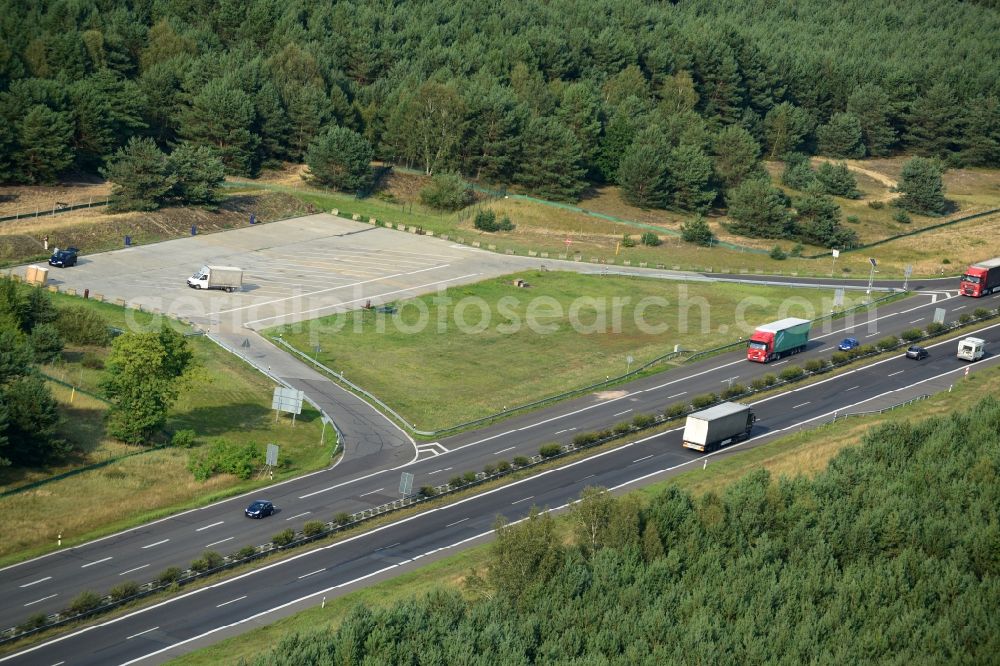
[960,258,1000,297]
[187,265,243,292]
[746,317,811,363]
[682,402,756,452]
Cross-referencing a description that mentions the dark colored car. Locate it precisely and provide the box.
[48,247,79,268]
[245,500,274,518]
[905,345,928,360]
[838,337,860,351]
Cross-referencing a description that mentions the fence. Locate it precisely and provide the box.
[0,197,112,224]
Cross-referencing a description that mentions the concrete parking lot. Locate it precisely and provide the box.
[18,214,540,333]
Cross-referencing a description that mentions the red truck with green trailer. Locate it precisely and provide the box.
[960,258,1000,297]
[746,317,811,363]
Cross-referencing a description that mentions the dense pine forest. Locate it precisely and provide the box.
[246,397,1000,665]
[1,0,999,202]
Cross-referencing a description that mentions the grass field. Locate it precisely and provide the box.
[266,272,846,430]
[168,348,1000,666]
[0,293,330,566]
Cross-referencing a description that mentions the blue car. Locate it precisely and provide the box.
[838,337,860,351]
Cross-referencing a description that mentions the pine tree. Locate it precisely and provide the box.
[514,116,586,202]
[847,84,897,157]
[593,105,642,184]
[305,126,374,193]
[727,179,793,239]
[814,162,860,198]
[100,136,174,211]
[283,83,331,161]
[795,187,857,248]
[816,112,865,158]
[960,96,1000,167]
[680,215,715,246]
[463,83,528,183]
[16,105,74,183]
[904,82,962,158]
[667,144,716,213]
[557,82,602,169]
[618,142,670,209]
[181,77,260,176]
[897,157,946,215]
[168,143,226,207]
[763,102,812,159]
[713,125,764,190]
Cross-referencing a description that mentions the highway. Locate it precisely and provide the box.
[1,285,994,629]
[4,319,998,666]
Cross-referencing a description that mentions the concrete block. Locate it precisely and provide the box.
[91,293,103,302]
[351,213,361,221]
[368,217,377,225]
[488,244,496,251]
[505,249,514,255]
[331,208,339,216]
[623,260,631,266]
[639,262,647,268]
[528,250,537,257]
[425,231,434,237]
[472,241,481,248]
[440,234,449,241]
[540,252,549,258]
[115,298,125,306]
[672,265,680,270]
[64,288,76,296]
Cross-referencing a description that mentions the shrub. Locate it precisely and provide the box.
[925,322,947,335]
[335,512,352,526]
[831,351,849,365]
[497,215,514,231]
[721,384,746,399]
[858,344,877,356]
[474,209,497,231]
[449,475,465,488]
[769,245,787,260]
[640,231,661,246]
[187,438,262,481]
[893,209,911,224]
[846,215,860,224]
[81,351,105,369]
[632,413,656,429]
[157,567,182,586]
[419,172,473,211]
[53,305,111,345]
[959,313,973,324]
[496,460,512,473]
[171,429,196,448]
[779,366,805,381]
[680,215,714,246]
[572,432,598,447]
[621,234,636,248]
[803,359,826,372]
[597,429,613,441]
[513,455,530,467]
[876,336,898,351]
[272,528,296,547]
[30,323,63,363]
[540,443,562,458]
[613,421,632,435]
[789,243,804,257]
[664,403,688,419]
[750,377,768,391]
[691,393,718,409]
[762,374,778,387]
[973,307,991,319]
[462,471,477,484]
[236,545,257,559]
[18,613,47,632]
[70,590,103,614]
[942,258,951,264]
[109,580,140,602]
[191,550,224,572]
[901,328,923,342]
[481,463,496,476]
[867,200,885,209]
[303,521,325,537]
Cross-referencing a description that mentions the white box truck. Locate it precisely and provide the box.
[187,265,243,292]
[957,337,985,361]
[682,402,756,452]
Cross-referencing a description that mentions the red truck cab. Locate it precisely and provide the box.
[747,331,775,363]
[960,258,1000,297]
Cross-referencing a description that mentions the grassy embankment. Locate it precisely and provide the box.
[0,293,330,566]
[168,351,1000,666]
[266,271,849,431]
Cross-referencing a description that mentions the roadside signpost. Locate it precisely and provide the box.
[399,472,414,497]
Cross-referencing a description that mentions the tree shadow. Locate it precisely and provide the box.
[170,402,296,437]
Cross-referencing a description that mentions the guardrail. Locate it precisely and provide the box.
[830,394,929,422]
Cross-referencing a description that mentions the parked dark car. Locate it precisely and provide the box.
[905,345,929,360]
[48,247,79,268]
[837,337,860,351]
[245,500,274,518]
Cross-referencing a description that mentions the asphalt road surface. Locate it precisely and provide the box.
[1,286,995,629]
[4,320,999,666]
